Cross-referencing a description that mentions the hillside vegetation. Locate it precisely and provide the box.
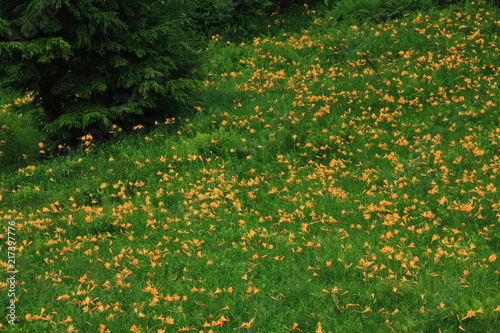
[1,1,499,332]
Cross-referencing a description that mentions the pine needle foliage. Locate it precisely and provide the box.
[0,0,202,144]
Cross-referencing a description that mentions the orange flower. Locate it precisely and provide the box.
[462,310,475,320]
[55,295,70,301]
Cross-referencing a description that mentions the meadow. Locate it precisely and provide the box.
[1,1,500,332]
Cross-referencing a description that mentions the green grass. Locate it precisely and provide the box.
[1,1,500,332]
[0,91,43,174]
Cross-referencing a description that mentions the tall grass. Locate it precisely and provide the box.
[0,91,43,174]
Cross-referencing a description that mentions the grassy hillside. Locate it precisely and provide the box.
[1,1,500,332]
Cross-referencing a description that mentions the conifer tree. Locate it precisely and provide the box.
[0,0,201,144]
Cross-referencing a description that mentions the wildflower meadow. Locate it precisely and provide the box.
[1,1,499,332]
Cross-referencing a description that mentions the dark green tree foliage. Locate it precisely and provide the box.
[191,0,313,38]
[0,0,201,143]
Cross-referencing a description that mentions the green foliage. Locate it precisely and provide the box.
[3,320,57,333]
[180,126,240,157]
[0,89,43,173]
[327,0,467,25]
[1,1,500,332]
[195,0,273,27]
[0,0,202,145]
[190,0,320,41]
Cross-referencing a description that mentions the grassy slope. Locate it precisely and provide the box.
[1,2,500,332]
